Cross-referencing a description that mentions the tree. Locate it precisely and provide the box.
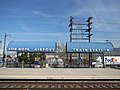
[18,52,47,68]
[18,53,28,63]
[41,53,46,60]
[29,53,35,64]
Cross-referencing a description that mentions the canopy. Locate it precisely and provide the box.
[66,42,114,53]
[7,41,57,53]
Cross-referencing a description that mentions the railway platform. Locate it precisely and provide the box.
[0,68,120,80]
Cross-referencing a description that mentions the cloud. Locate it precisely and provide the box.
[65,0,120,47]
[10,32,69,42]
[11,32,68,37]
[32,10,55,18]
[7,8,24,12]
[33,10,39,15]
[69,0,120,31]
[18,22,31,32]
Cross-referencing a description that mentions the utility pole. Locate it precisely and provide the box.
[86,17,93,42]
[69,16,73,67]
[69,16,93,68]
[86,17,93,67]
[69,16,91,42]
[69,16,93,43]
[69,16,73,42]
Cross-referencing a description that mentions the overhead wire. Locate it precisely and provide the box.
[0,17,120,37]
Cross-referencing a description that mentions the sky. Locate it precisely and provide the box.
[0,0,120,47]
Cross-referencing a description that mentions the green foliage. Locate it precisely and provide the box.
[18,53,46,64]
[18,52,28,63]
[41,53,46,60]
[92,58,97,62]
[58,52,66,58]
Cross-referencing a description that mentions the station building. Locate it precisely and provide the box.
[6,41,57,68]
[6,41,114,68]
[66,42,114,67]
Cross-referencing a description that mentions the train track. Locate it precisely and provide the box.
[0,80,120,89]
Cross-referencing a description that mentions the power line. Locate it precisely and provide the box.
[94,20,120,25]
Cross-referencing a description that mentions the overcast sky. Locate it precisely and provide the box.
[0,0,120,47]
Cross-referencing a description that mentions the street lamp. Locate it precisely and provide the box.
[2,33,12,67]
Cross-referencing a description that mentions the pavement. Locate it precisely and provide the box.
[0,68,120,79]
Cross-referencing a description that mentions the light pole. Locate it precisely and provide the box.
[2,33,12,67]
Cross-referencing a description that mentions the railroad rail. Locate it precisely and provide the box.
[0,79,120,89]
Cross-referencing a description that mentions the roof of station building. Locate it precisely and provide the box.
[7,41,57,53]
[66,42,114,53]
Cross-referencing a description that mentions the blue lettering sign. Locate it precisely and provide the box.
[71,48,111,52]
[105,58,112,62]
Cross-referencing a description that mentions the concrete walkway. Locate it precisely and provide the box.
[0,68,120,79]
